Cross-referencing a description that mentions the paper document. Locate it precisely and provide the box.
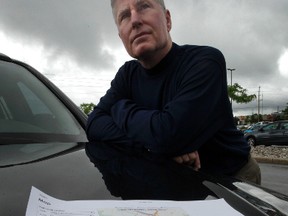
[26,187,243,216]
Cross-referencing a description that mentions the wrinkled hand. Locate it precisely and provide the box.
[173,151,201,171]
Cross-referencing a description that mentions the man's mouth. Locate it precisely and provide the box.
[132,32,149,43]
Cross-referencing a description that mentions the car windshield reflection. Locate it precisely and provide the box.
[0,142,79,167]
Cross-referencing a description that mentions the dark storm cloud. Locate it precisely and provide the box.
[165,0,288,113]
[167,0,288,79]
[0,0,287,113]
[0,0,119,70]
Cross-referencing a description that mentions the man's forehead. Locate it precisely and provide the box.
[114,0,149,17]
[115,0,153,10]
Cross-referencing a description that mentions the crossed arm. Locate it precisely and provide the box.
[87,54,225,171]
[86,104,201,170]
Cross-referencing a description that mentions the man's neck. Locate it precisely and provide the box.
[138,41,173,69]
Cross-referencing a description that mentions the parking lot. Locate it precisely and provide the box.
[259,163,288,196]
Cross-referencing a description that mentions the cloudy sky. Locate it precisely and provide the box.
[1,0,288,116]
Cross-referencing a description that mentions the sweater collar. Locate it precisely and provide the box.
[142,42,179,75]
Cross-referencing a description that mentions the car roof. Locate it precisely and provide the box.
[0,53,12,61]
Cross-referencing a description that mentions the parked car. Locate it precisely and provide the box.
[243,122,270,134]
[244,121,288,147]
[237,124,249,131]
[0,53,116,215]
[1,53,288,216]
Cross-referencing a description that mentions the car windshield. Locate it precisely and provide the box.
[0,61,87,166]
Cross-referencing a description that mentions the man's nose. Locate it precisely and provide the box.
[131,10,142,28]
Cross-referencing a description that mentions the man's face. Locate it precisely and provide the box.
[113,0,172,63]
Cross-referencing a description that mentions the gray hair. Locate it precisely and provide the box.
[111,0,166,19]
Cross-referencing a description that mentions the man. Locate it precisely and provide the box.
[86,0,261,198]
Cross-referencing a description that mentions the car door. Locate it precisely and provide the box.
[256,122,279,146]
[279,122,288,146]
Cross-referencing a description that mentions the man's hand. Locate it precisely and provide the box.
[173,151,201,171]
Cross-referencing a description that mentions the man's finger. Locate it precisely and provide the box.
[190,151,201,170]
[173,156,183,164]
[181,154,190,163]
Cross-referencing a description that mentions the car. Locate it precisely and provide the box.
[243,122,269,134]
[0,53,117,215]
[237,124,249,131]
[1,53,288,216]
[244,121,288,147]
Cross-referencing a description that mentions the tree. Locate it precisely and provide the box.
[282,103,288,120]
[80,103,95,115]
[228,83,256,104]
[282,103,288,113]
[250,114,259,124]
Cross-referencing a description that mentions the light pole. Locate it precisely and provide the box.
[227,68,235,87]
[227,68,235,104]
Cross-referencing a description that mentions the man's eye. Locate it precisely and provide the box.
[139,3,150,10]
[119,12,130,22]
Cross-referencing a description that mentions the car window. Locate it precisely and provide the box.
[253,125,262,130]
[0,61,83,135]
[0,61,87,167]
[280,122,288,130]
[18,82,53,116]
[262,123,278,131]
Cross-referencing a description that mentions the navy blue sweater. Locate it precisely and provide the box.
[87,43,250,175]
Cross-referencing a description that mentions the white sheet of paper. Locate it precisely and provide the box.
[25,187,243,216]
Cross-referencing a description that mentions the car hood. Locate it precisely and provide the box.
[0,146,117,216]
[1,143,288,216]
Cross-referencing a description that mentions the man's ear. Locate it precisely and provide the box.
[166,9,172,32]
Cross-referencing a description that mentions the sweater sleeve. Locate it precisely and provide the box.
[86,65,136,146]
[111,50,228,155]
